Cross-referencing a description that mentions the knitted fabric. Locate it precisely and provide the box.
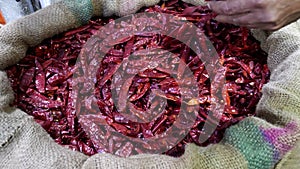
[0,0,300,169]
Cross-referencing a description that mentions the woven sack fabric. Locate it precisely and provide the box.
[0,0,299,168]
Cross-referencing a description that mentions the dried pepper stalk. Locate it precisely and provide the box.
[6,0,270,157]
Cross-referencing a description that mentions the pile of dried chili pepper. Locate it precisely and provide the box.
[5,0,270,157]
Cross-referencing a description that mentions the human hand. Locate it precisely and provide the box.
[208,0,300,30]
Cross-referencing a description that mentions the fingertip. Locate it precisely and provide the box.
[207,2,212,10]
[214,15,231,24]
[207,2,216,10]
[214,15,221,22]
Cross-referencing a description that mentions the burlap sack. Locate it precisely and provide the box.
[0,0,299,168]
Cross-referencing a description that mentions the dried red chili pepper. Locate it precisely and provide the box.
[5,0,270,157]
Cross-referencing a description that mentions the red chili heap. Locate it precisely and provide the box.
[6,0,270,157]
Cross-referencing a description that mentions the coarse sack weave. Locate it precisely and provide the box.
[0,0,300,168]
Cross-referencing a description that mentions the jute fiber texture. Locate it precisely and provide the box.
[0,0,300,169]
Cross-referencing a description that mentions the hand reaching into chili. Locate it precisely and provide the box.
[208,0,300,30]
